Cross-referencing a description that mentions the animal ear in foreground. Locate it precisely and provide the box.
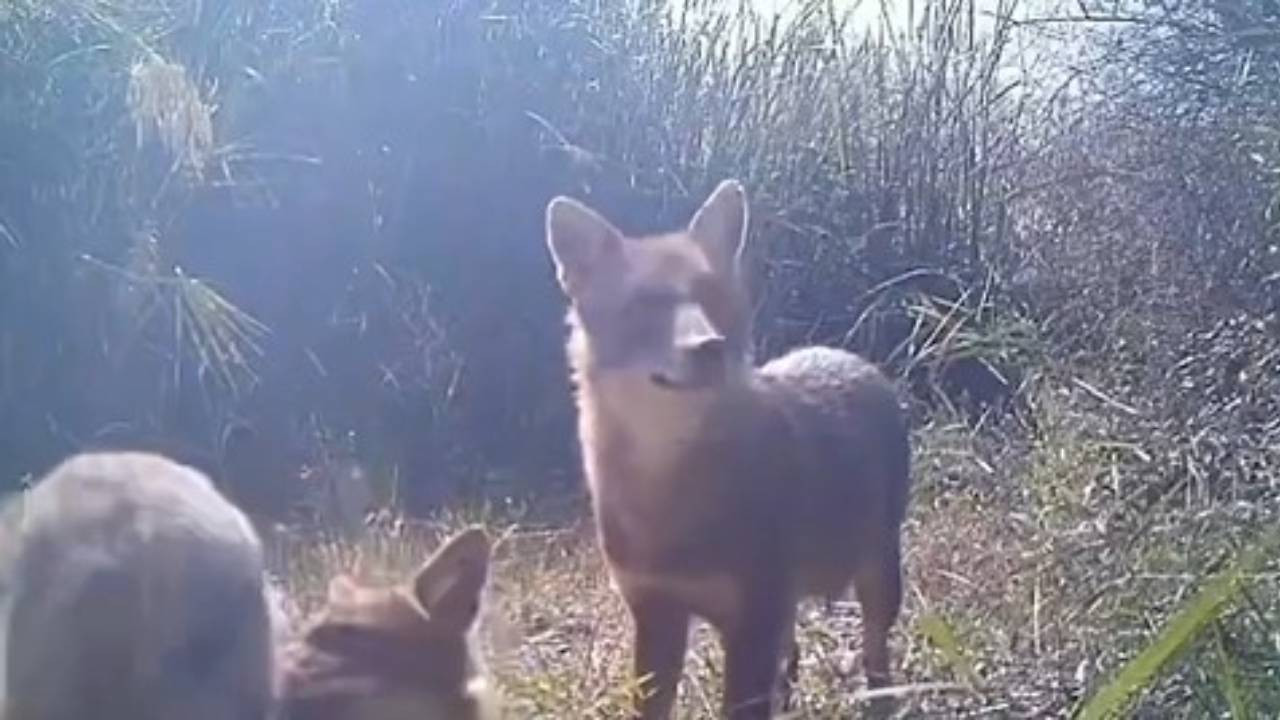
[412,526,493,630]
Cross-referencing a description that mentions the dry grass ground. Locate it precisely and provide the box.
[267,381,1280,719]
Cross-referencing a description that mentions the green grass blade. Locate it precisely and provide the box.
[1213,623,1252,720]
[917,611,979,688]
[1075,531,1280,720]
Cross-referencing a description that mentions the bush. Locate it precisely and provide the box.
[0,0,1044,502]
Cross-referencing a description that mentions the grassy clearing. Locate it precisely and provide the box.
[270,376,1280,718]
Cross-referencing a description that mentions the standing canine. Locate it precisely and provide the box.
[544,180,911,718]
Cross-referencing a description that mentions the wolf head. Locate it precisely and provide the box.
[278,527,497,720]
[545,180,753,392]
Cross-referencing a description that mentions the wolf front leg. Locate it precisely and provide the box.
[627,592,691,720]
[719,598,795,720]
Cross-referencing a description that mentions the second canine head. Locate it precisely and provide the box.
[277,527,498,720]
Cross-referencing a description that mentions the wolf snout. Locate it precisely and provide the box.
[650,335,728,390]
[683,334,727,359]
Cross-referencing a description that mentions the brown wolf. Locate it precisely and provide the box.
[276,526,499,720]
[1,452,276,720]
[544,180,911,718]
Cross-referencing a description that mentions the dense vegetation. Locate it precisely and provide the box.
[1,0,1277,715]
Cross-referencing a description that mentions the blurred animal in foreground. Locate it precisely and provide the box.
[1,452,275,720]
[0,451,497,720]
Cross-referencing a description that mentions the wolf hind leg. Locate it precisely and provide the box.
[852,536,902,718]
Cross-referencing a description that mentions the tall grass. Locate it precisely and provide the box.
[0,0,1044,490]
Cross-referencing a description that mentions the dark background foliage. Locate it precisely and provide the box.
[0,0,1275,519]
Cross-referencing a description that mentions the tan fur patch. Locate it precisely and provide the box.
[589,371,713,480]
[611,566,744,630]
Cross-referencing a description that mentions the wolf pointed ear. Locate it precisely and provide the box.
[545,196,623,297]
[412,527,492,631]
[688,179,748,273]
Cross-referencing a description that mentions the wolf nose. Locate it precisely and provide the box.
[686,335,727,359]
